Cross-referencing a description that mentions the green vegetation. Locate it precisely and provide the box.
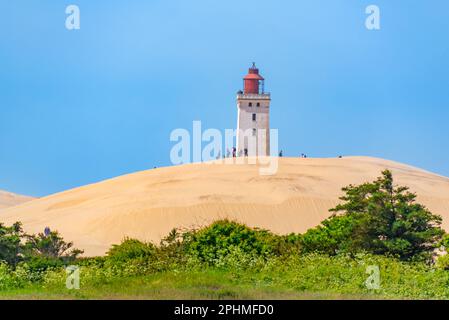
[0,222,82,271]
[185,220,301,265]
[301,170,444,262]
[1,170,449,299]
[2,252,449,299]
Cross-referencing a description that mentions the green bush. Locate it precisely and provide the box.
[0,263,29,290]
[436,254,449,270]
[301,170,444,261]
[300,214,360,255]
[24,231,83,262]
[23,256,64,273]
[185,220,299,265]
[0,222,83,270]
[0,169,447,299]
[0,220,449,299]
[106,238,156,264]
[0,222,25,266]
[76,256,107,268]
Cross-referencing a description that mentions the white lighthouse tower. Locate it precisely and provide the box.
[236,63,271,157]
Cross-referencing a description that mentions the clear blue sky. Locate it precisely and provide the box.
[1,0,448,197]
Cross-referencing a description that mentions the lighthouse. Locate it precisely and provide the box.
[236,63,271,157]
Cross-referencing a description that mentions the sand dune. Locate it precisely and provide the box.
[1,156,449,256]
[0,190,33,210]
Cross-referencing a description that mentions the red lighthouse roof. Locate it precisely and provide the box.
[243,62,264,80]
[243,63,264,94]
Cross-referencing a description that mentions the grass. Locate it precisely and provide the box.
[1,218,449,300]
[3,252,446,300]
[0,268,382,300]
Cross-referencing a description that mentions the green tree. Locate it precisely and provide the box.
[24,231,83,262]
[299,214,362,255]
[0,222,83,270]
[0,222,24,266]
[301,170,444,261]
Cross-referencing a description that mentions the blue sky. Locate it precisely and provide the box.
[1,0,448,197]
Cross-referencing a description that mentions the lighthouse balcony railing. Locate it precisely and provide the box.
[236,93,271,100]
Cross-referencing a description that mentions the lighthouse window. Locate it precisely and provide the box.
[252,114,256,121]
[256,103,260,107]
[252,128,256,136]
[249,102,252,107]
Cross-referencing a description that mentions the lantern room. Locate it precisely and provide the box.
[243,63,265,94]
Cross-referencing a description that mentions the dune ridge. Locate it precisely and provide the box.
[0,190,34,210]
[1,156,449,256]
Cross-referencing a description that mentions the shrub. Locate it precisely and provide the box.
[0,262,29,290]
[185,220,297,265]
[0,222,25,266]
[437,254,449,270]
[76,256,107,268]
[300,214,360,255]
[23,256,65,273]
[0,222,84,270]
[24,231,83,262]
[301,170,444,262]
[106,238,156,264]
[20,231,83,272]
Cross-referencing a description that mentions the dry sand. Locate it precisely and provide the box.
[1,156,449,256]
[0,190,33,210]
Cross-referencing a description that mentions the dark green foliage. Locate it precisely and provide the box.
[276,233,302,255]
[22,231,83,272]
[186,220,300,264]
[23,256,65,273]
[0,170,446,298]
[76,256,107,268]
[24,231,83,262]
[156,228,191,268]
[106,238,156,263]
[439,234,449,251]
[436,234,449,270]
[0,222,24,266]
[301,170,444,261]
[300,214,361,255]
[0,222,83,270]
[0,217,449,298]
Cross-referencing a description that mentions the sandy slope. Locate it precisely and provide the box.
[1,156,449,256]
[0,190,33,210]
